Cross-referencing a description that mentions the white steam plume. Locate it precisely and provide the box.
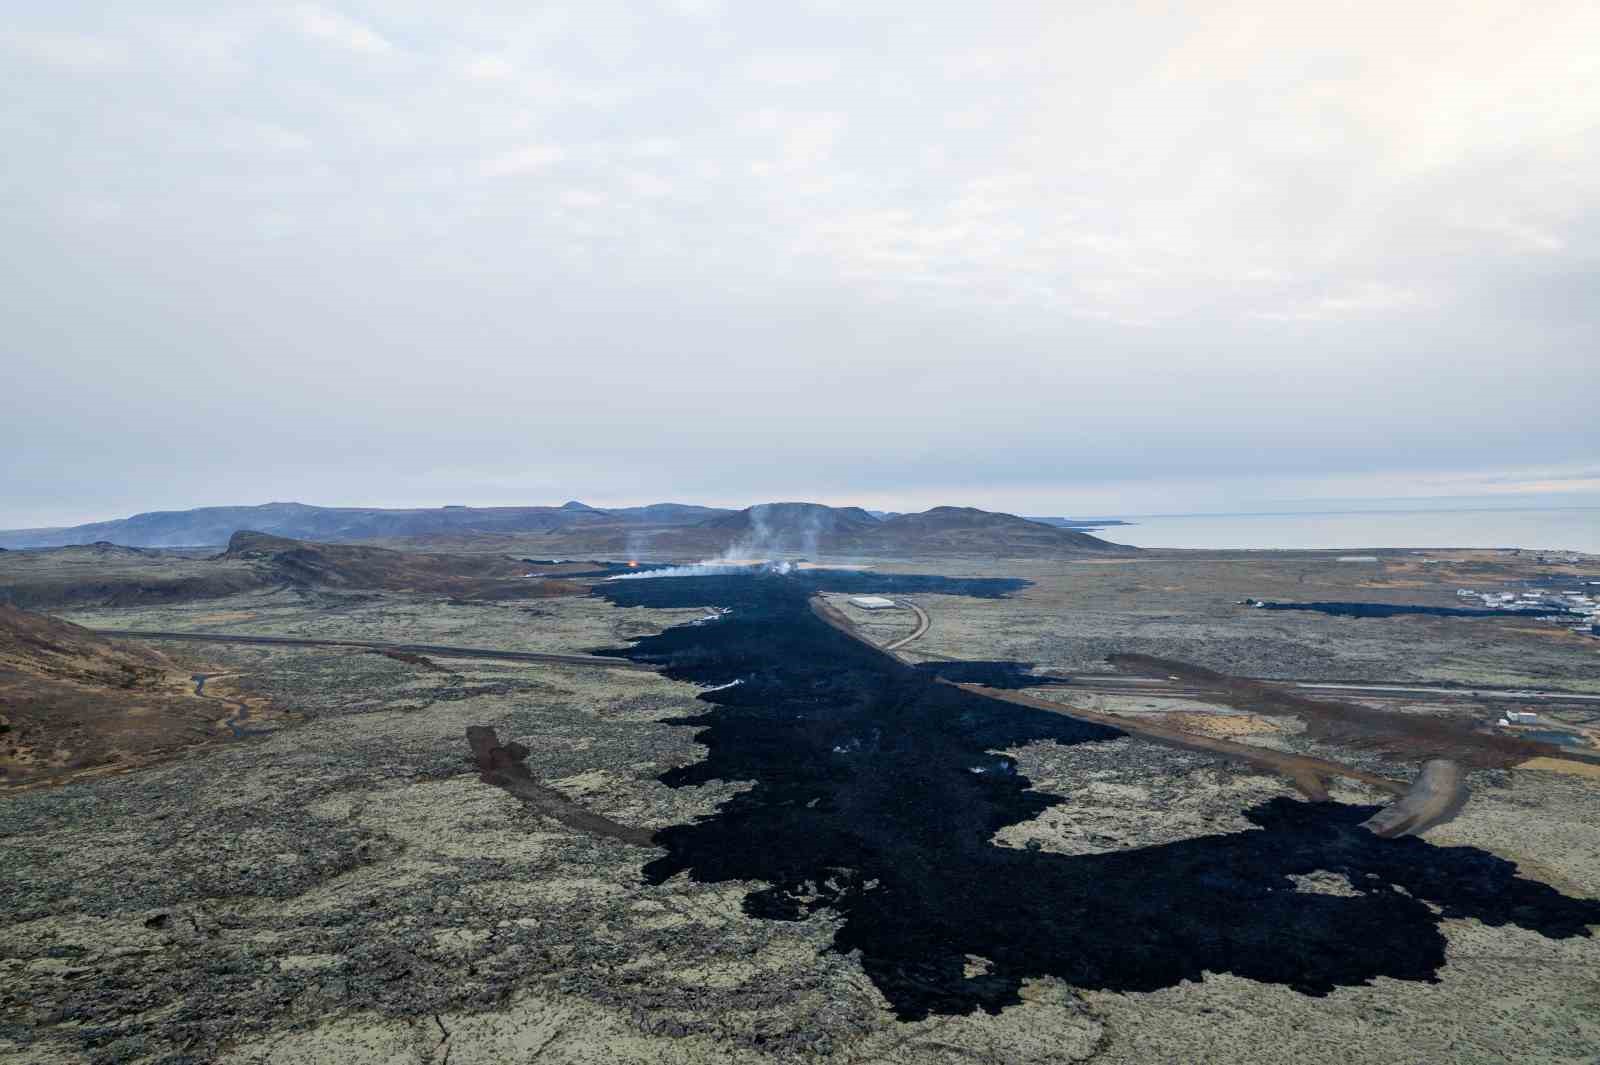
[607,560,795,580]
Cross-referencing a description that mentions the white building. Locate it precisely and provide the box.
[848,596,898,610]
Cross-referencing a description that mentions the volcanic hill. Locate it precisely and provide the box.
[692,502,1134,556]
[0,605,275,789]
[0,534,590,610]
[869,506,1133,555]
[0,500,726,550]
[0,542,267,610]
[220,532,584,599]
[0,500,1134,557]
[703,502,883,555]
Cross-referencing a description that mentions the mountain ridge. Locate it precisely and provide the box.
[0,500,1134,556]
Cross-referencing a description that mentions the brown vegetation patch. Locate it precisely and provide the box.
[1518,757,1600,780]
[367,649,450,672]
[0,605,285,790]
[1160,711,1283,737]
[193,611,258,624]
[1497,625,1597,647]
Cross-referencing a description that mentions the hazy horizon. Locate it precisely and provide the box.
[4,2,1597,528]
[6,493,1598,535]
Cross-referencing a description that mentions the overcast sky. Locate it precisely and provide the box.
[3,1,1597,527]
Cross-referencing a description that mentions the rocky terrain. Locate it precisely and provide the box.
[218,532,586,600]
[0,534,589,611]
[2,547,1597,1063]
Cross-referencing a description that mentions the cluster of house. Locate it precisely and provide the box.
[1456,583,1600,636]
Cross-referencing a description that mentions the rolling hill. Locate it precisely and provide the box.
[0,605,277,789]
[0,501,733,550]
[220,531,585,599]
[0,534,592,610]
[0,500,1136,559]
[669,502,1134,558]
[868,506,1132,554]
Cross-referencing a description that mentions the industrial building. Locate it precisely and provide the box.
[849,595,898,610]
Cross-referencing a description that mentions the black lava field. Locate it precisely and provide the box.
[593,570,1600,1019]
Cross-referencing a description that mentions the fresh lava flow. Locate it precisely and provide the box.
[590,566,1600,1020]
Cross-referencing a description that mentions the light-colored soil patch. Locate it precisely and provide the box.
[1160,711,1284,737]
[1518,756,1600,780]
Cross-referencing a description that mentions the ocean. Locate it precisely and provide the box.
[1095,507,1600,553]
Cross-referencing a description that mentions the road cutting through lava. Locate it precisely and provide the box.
[812,591,1474,824]
[578,565,1600,1020]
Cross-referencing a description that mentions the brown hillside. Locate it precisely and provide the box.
[865,507,1136,555]
[0,606,282,790]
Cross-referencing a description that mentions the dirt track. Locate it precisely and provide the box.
[882,598,930,651]
[1109,653,1600,769]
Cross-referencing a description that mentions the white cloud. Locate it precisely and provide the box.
[3,0,1598,520]
[289,5,392,54]
[740,53,841,87]
[219,120,312,155]
[478,144,567,178]
[561,189,607,209]
[1251,283,1431,323]
[4,29,127,71]
[662,0,724,18]
[459,54,514,80]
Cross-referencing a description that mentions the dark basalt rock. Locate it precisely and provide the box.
[592,569,1600,1020]
[912,660,1072,689]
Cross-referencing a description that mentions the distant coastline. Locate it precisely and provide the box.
[1099,506,1599,553]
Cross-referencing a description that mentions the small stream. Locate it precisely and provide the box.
[192,673,270,739]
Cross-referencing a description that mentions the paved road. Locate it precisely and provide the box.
[1289,681,1600,703]
[883,599,930,651]
[853,601,1598,704]
[1055,674,1600,704]
[91,629,656,671]
[97,629,1600,703]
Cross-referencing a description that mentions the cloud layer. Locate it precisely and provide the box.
[2,2,1596,524]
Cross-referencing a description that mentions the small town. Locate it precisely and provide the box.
[1456,581,1600,636]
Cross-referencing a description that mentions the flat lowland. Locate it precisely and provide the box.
[2,547,1598,1063]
